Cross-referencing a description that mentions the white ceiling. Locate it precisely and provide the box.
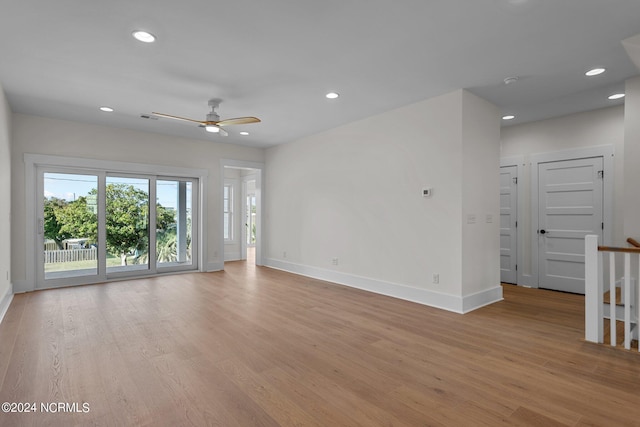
[1,0,639,148]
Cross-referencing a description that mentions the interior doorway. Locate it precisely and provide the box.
[244,177,257,254]
[221,160,263,266]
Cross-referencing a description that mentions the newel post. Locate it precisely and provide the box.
[585,235,602,343]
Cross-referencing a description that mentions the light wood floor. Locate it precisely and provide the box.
[1,262,640,427]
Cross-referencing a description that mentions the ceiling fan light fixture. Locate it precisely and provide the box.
[132,30,156,43]
[205,124,220,133]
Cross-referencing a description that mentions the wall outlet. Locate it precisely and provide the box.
[283,251,287,258]
[332,257,339,266]
[432,274,440,284]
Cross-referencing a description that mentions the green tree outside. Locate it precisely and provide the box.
[44,183,177,266]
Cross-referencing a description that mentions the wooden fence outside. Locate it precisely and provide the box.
[44,248,97,264]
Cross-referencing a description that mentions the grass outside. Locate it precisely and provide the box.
[44,255,140,273]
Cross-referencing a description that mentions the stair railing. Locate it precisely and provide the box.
[585,235,640,350]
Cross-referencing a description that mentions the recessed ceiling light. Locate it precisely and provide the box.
[99,106,114,112]
[585,68,606,77]
[502,115,515,120]
[132,30,156,43]
[608,93,625,100]
[326,92,339,99]
[239,131,249,136]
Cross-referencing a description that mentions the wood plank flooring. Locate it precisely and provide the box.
[1,261,640,426]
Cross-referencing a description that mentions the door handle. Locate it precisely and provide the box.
[539,229,547,235]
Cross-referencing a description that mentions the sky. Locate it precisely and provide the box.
[44,173,192,210]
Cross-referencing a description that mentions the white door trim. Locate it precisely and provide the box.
[500,156,524,286]
[530,145,613,288]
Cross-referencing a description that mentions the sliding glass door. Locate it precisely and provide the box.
[105,176,150,274]
[38,168,198,288]
[156,179,195,270]
[42,171,99,281]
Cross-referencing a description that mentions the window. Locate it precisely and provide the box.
[223,183,233,241]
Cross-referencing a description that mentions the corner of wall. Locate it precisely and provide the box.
[0,286,13,324]
[0,83,13,322]
[461,286,503,313]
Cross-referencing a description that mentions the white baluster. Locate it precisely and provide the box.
[610,252,616,347]
[624,253,631,350]
[585,235,601,343]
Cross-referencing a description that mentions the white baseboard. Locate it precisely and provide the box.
[206,261,224,272]
[519,274,535,288]
[462,286,504,313]
[13,279,31,294]
[263,258,502,314]
[224,251,242,262]
[0,286,13,324]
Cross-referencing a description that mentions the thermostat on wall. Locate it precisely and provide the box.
[422,187,433,197]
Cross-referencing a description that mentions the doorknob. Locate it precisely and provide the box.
[539,229,547,235]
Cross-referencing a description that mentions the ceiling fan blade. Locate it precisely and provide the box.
[216,117,261,127]
[218,127,229,137]
[151,112,206,125]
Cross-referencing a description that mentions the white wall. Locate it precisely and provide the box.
[500,106,625,281]
[265,89,501,313]
[461,90,501,299]
[624,77,640,239]
[0,85,12,320]
[11,113,264,287]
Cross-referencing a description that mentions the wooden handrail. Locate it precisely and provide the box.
[627,237,640,248]
[598,245,640,254]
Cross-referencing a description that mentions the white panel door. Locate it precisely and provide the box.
[500,165,517,284]
[538,157,603,294]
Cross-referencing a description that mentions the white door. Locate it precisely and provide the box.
[538,157,603,294]
[500,165,518,284]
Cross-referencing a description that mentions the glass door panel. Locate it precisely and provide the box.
[105,176,150,274]
[43,172,99,280]
[157,179,194,268]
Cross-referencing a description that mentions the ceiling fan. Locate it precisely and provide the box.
[151,98,260,136]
